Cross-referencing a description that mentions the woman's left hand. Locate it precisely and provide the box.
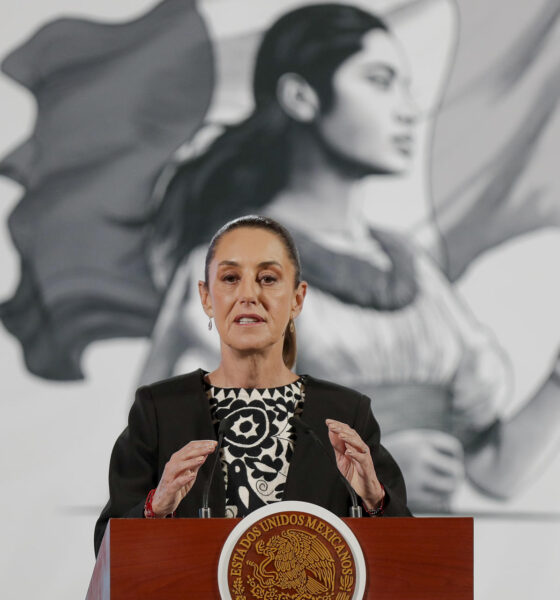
[326,418,384,511]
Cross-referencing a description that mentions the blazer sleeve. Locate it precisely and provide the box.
[355,394,412,517]
[94,386,159,556]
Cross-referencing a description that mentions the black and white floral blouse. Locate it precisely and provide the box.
[206,379,304,518]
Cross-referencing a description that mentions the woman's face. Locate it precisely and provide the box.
[316,28,417,174]
[199,227,306,358]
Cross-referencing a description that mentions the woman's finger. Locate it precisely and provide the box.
[326,420,364,444]
[423,431,464,459]
[423,471,462,495]
[346,446,378,487]
[339,432,369,454]
[327,429,347,455]
[167,454,209,479]
[345,444,372,466]
[425,446,465,481]
[326,419,356,436]
[326,419,364,454]
[173,470,198,491]
[412,487,452,511]
[172,440,217,462]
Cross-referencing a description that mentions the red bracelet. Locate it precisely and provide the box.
[144,489,176,519]
[363,483,385,516]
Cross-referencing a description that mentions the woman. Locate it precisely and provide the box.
[140,3,560,514]
[94,216,410,556]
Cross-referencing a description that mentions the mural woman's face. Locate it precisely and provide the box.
[317,28,417,175]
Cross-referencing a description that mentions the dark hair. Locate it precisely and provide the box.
[150,4,388,282]
[253,3,387,112]
[204,215,302,368]
[204,215,302,284]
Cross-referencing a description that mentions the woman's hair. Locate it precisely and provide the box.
[150,4,388,282]
[204,215,302,369]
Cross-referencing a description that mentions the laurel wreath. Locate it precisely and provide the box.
[232,566,354,599]
[232,576,246,600]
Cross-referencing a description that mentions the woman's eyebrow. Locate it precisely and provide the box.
[217,260,282,268]
[257,261,282,269]
[217,260,239,267]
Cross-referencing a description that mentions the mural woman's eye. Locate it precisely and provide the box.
[363,65,395,90]
[366,74,392,89]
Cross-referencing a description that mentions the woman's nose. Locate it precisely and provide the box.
[397,108,417,126]
[397,89,420,126]
[237,278,258,304]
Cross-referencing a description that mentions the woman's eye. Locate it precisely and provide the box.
[367,75,392,88]
[222,273,238,283]
[259,274,277,284]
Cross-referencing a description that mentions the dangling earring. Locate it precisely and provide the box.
[208,318,213,331]
[289,319,295,333]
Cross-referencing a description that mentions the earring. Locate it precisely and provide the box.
[289,319,295,333]
[208,318,213,331]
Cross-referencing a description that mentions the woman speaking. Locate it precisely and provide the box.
[94,216,410,555]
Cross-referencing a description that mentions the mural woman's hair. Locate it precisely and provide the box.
[204,215,303,369]
[150,4,388,281]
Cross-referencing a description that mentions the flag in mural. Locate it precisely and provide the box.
[432,0,560,282]
[0,0,214,379]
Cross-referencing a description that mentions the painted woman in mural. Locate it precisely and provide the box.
[138,4,560,511]
[1,1,559,512]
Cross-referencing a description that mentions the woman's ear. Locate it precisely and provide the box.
[276,73,320,122]
[198,280,214,317]
[292,280,308,318]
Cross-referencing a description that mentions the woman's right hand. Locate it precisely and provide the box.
[150,440,218,517]
[383,429,465,512]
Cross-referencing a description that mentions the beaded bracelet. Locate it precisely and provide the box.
[144,488,176,519]
[362,483,385,516]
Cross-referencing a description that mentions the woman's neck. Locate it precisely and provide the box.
[207,346,298,389]
[266,129,360,237]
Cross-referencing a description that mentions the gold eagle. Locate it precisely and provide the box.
[248,528,336,598]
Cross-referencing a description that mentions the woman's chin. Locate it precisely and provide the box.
[227,337,277,355]
[375,155,412,176]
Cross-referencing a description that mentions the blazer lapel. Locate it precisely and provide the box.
[284,376,339,504]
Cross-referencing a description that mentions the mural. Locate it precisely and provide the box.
[1,1,559,597]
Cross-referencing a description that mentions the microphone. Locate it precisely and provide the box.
[199,416,232,518]
[290,415,362,517]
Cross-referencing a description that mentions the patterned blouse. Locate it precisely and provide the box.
[206,378,304,518]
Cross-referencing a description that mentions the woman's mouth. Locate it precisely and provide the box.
[235,315,265,325]
[392,134,414,156]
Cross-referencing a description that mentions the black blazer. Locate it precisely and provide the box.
[94,369,410,555]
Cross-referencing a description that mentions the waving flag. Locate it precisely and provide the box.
[0,0,214,379]
[431,0,560,279]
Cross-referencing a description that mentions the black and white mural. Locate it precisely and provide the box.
[1,1,559,597]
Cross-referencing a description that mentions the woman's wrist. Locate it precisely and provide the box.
[144,488,175,518]
[362,482,385,513]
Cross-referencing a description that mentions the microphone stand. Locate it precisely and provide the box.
[291,415,362,517]
[199,417,231,518]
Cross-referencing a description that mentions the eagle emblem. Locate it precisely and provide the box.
[247,529,336,599]
[222,505,360,600]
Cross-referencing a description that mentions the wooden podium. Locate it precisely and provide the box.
[87,517,472,599]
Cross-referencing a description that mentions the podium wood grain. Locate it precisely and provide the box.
[87,517,472,599]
